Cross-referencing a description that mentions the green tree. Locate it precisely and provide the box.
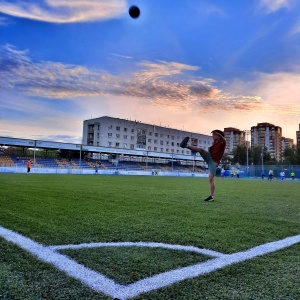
[250,145,273,165]
[232,145,248,165]
[282,146,296,164]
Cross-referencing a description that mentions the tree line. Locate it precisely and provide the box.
[222,145,300,166]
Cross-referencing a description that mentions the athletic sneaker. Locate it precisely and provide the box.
[204,196,214,202]
[180,137,189,148]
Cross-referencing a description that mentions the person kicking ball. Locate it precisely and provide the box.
[180,130,226,202]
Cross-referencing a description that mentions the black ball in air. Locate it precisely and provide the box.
[129,5,140,19]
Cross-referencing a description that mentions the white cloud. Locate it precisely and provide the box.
[258,0,293,13]
[0,0,127,23]
[289,22,300,35]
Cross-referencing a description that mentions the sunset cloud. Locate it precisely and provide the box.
[0,0,127,23]
[0,44,265,115]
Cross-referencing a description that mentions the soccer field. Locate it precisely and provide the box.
[1,174,299,299]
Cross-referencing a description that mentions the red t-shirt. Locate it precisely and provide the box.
[209,140,226,164]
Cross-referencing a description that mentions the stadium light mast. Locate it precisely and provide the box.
[245,130,250,177]
[261,145,264,172]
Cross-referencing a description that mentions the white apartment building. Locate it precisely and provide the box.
[82,116,212,156]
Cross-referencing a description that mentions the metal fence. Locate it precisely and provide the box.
[234,165,300,179]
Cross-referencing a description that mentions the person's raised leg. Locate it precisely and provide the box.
[187,145,205,156]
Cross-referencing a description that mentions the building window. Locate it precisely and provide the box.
[148,139,151,142]
[116,126,120,131]
[130,144,135,149]
[108,125,112,129]
[154,140,158,144]
[161,148,163,152]
[123,143,127,148]
[166,148,169,152]
[97,133,99,139]
[160,141,164,145]
[149,132,152,136]
[148,146,151,150]
[116,134,120,138]
[124,128,127,132]
[108,142,112,147]
[155,133,158,137]
[98,125,100,130]
[115,142,120,147]
[124,135,127,139]
[131,136,135,140]
[131,129,135,133]
[108,133,112,138]
[154,147,157,151]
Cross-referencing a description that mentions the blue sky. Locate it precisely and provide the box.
[0,0,300,143]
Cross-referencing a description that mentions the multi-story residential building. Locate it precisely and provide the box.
[251,122,282,161]
[282,137,293,151]
[82,116,212,155]
[296,124,300,145]
[224,127,246,153]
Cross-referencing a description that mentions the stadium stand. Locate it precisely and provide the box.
[1,155,205,173]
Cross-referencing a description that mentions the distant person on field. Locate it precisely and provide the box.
[180,130,226,202]
[291,171,295,180]
[268,169,273,180]
[26,159,31,175]
[230,169,234,178]
[221,167,225,179]
[261,170,265,180]
[236,168,240,179]
[280,171,285,180]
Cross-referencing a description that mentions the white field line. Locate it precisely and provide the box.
[49,241,225,258]
[118,234,300,299]
[0,226,120,296]
[1,225,300,300]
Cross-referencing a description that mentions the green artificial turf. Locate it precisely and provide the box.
[0,174,299,299]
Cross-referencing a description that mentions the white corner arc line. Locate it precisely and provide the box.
[49,241,225,258]
[1,225,300,300]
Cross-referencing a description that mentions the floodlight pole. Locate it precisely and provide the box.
[245,130,250,177]
[79,144,82,168]
[262,146,264,171]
